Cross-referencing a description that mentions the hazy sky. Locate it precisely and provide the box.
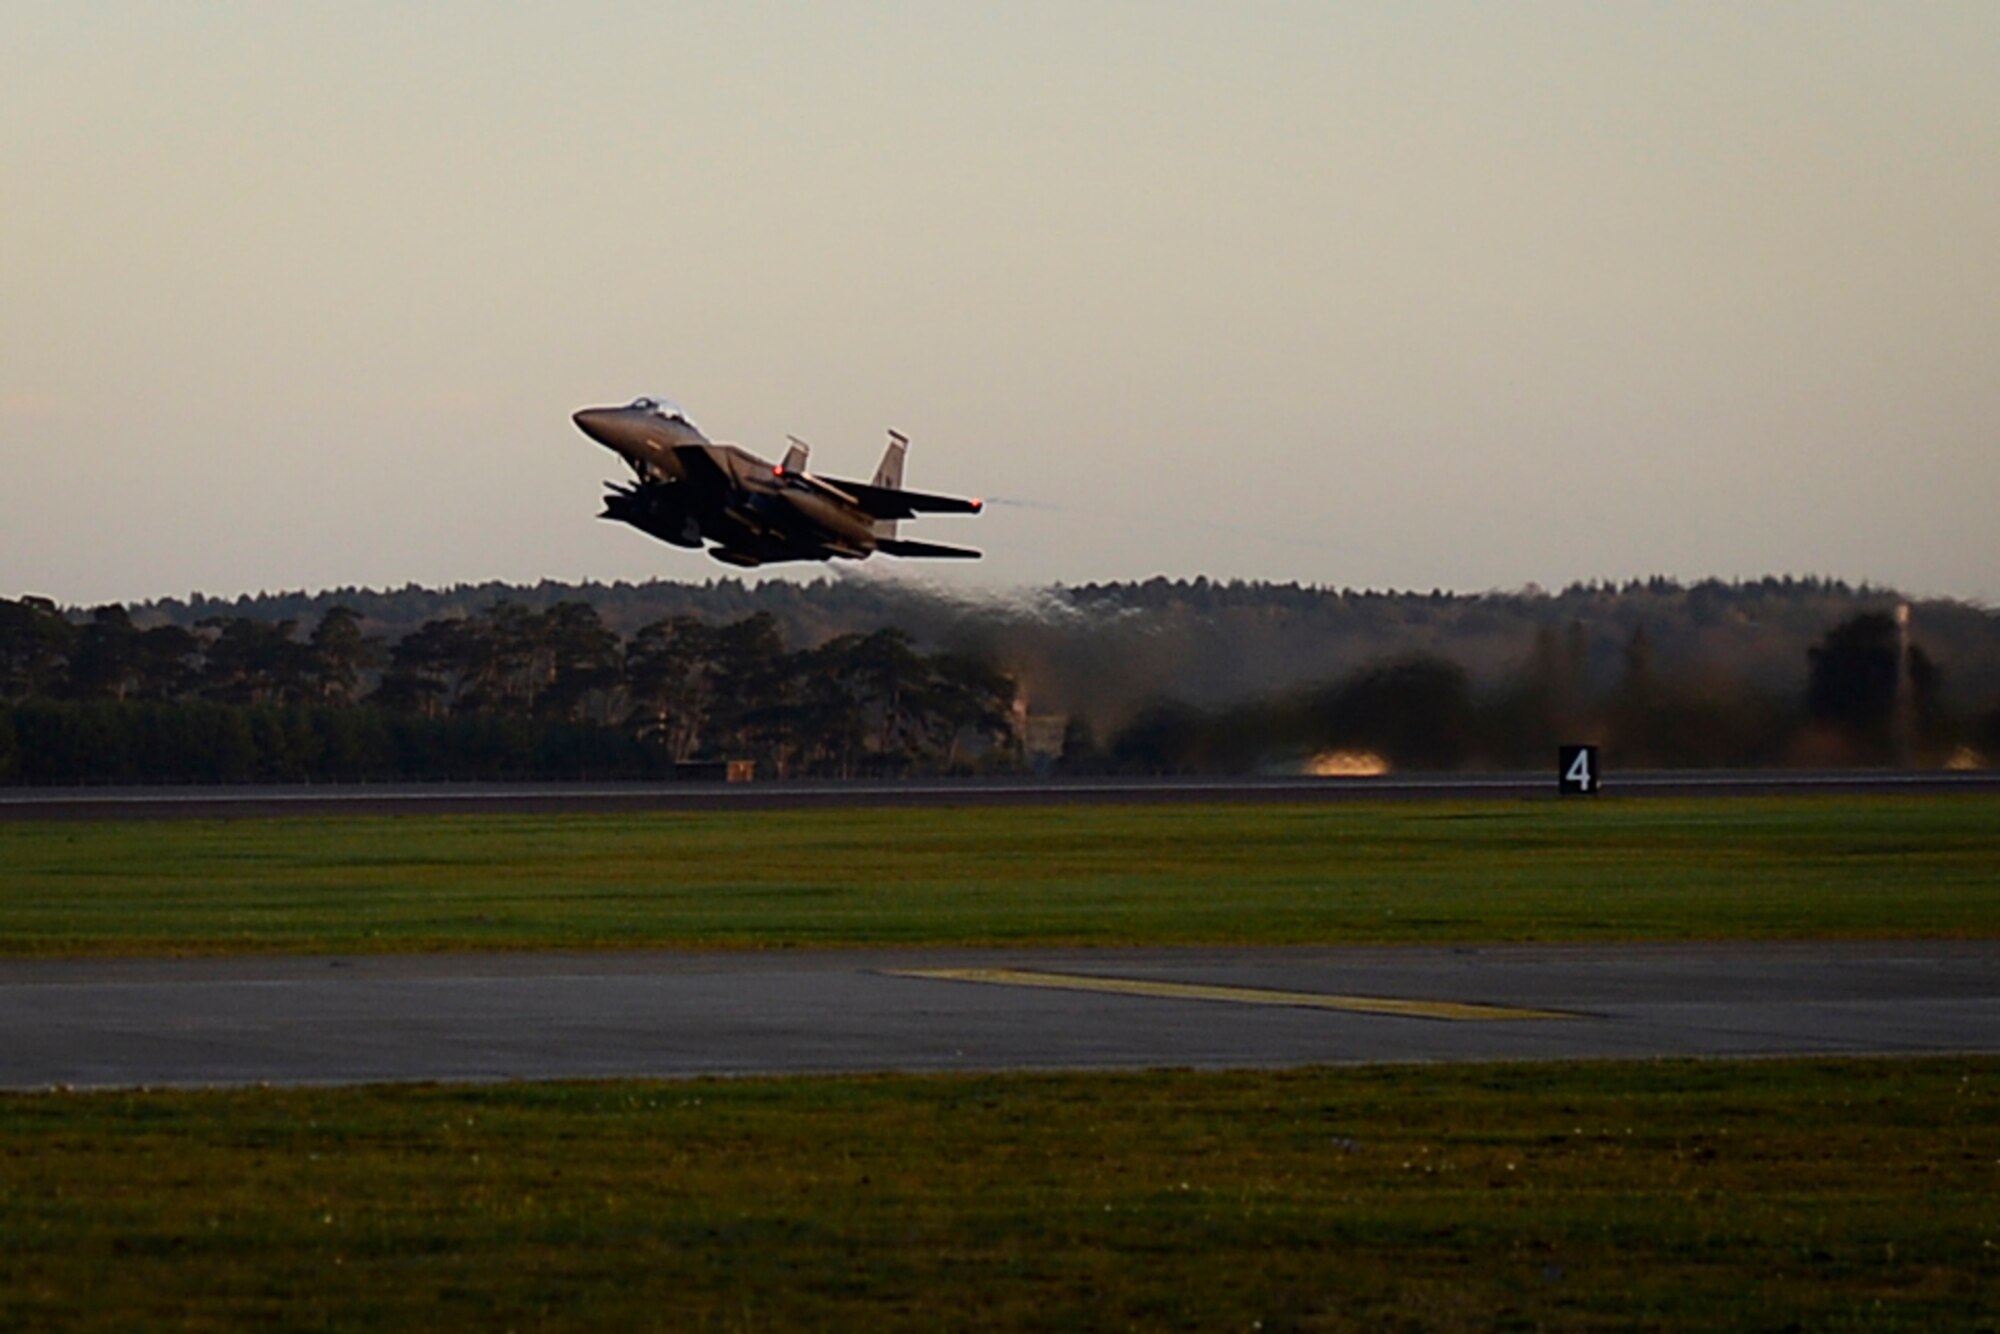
[5,3,1996,607]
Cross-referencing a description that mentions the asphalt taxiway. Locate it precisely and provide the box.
[2,769,1995,820]
[3,941,1993,1090]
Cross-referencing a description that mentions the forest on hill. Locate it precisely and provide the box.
[3,576,1997,782]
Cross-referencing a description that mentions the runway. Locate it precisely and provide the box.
[3,941,1994,1090]
[3,769,1995,820]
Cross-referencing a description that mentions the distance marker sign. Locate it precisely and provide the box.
[1558,745,1600,796]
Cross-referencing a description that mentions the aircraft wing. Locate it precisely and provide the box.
[819,477,983,520]
[669,444,740,491]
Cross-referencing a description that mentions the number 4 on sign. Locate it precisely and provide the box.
[1559,745,1599,796]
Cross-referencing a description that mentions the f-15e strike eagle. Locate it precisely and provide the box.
[573,396,982,568]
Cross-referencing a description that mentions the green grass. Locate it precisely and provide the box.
[1,796,1995,956]
[2,1059,1995,1330]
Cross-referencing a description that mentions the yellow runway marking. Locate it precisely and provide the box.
[889,968,1575,1022]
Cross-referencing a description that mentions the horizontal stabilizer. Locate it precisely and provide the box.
[875,537,982,560]
[823,478,984,520]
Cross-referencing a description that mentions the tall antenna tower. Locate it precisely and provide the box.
[1895,603,1914,768]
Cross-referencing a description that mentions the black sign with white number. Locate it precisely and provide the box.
[1558,744,1599,796]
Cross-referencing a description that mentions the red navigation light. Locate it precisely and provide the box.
[772,465,785,478]
[971,498,984,511]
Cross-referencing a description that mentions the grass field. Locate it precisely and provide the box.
[0,794,1994,956]
[3,1058,1995,1330]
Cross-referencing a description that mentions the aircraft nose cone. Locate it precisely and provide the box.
[572,407,618,445]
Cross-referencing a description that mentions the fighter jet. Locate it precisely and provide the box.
[572,397,982,568]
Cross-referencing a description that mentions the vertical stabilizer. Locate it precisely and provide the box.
[872,431,909,538]
[782,436,811,474]
[873,431,908,488]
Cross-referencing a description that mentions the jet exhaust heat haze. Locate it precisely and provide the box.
[573,397,982,568]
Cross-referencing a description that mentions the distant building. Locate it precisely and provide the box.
[1023,715,1067,775]
[674,760,755,783]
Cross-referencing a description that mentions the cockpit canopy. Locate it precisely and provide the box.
[629,396,694,425]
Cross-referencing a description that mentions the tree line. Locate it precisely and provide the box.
[1089,611,1993,774]
[3,586,1996,783]
[0,598,1015,783]
[123,574,2000,726]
